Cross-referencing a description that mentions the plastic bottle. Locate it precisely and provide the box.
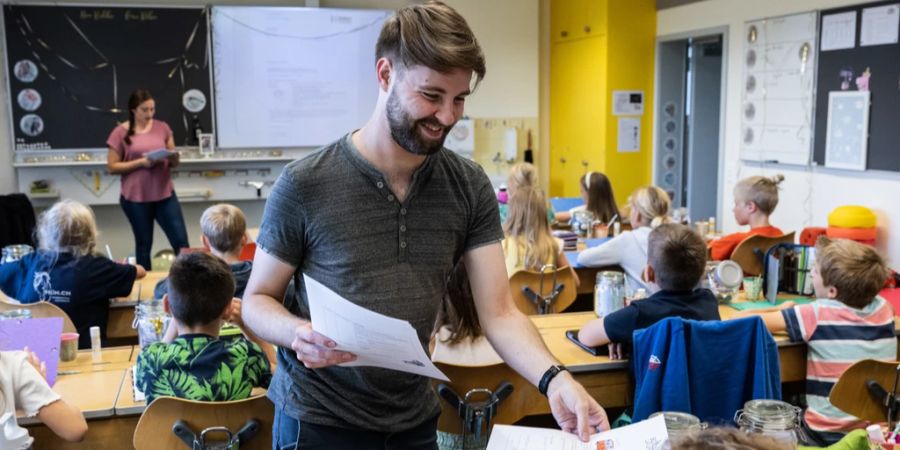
[90,326,102,362]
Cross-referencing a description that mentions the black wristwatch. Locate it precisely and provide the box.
[538,364,568,396]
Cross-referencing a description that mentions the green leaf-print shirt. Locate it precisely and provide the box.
[135,334,271,404]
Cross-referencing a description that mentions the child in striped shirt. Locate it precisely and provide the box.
[752,237,895,446]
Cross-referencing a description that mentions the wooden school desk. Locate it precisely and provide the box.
[433,307,900,429]
[108,271,169,340]
[22,347,139,449]
[563,238,623,295]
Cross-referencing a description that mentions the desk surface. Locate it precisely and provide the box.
[58,346,134,374]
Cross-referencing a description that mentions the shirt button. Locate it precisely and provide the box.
[387,194,395,202]
[376,181,384,189]
[400,225,407,232]
[400,241,407,249]
[400,208,407,215]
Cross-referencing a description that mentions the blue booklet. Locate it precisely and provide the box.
[145,149,173,161]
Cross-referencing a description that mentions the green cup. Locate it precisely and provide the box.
[743,276,763,301]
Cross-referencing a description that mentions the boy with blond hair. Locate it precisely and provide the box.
[709,174,785,260]
[155,203,251,298]
[751,237,895,445]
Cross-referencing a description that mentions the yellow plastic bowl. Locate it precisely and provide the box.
[828,205,876,229]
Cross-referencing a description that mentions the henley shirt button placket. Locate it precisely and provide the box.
[376,181,384,189]
[387,194,395,202]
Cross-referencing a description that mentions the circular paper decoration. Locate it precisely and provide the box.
[746,50,756,68]
[20,114,44,137]
[182,89,207,113]
[744,127,755,144]
[17,89,41,111]
[663,172,676,186]
[664,155,677,170]
[664,102,677,118]
[13,60,38,83]
[664,137,676,152]
[744,102,756,120]
[746,75,756,94]
[665,120,677,133]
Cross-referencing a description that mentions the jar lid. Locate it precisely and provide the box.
[650,411,701,430]
[715,260,743,289]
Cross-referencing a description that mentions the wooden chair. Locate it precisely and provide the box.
[731,232,795,276]
[509,266,577,315]
[0,298,77,333]
[829,359,900,423]
[133,395,274,450]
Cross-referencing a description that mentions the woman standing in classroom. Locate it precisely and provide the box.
[106,89,189,269]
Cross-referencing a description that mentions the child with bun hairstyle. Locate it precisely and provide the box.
[709,174,785,261]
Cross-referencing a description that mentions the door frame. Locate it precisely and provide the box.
[653,26,729,223]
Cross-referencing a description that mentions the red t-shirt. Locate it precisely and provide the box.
[708,225,783,261]
[106,120,174,202]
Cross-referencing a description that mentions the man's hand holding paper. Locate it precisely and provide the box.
[291,321,357,369]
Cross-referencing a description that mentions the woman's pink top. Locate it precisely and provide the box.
[106,120,174,202]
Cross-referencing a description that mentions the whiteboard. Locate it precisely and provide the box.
[825,91,870,171]
[740,12,818,165]
[211,7,390,149]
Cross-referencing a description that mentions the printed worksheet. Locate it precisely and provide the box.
[487,415,668,450]
[304,274,449,380]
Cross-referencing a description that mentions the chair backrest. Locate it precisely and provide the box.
[133,395,274,450]
[509,267,577,315]
[731,232,795,276]
[829,359,900,423]
[0,299,77,333]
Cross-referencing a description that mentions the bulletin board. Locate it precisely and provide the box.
[3,5,213,151]
[739,12,818,165]
[813,1,900,171]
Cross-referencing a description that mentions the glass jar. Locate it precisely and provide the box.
[1,244,33,264]
[572,210,595,238]
[595,271,625,317]
[650,411,704,444]
[132,300,170,348]
[706,260,743,304]
[735,399,804,445]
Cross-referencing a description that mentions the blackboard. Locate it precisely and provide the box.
[813,1,900,171]
[3,5,212,151]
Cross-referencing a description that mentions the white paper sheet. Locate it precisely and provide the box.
[304,274,450,381]
[861,4,900,47]
[487,415,668,450]
[617,117,640,152]
[821,11,857,51]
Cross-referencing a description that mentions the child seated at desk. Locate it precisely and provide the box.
[502,188,578,286]
[577,185,672,294]
[154,203,252,299]
[742,237,895,446]
[708,174,785,261]
[135,252,271,404]
[1,349,87,448]
[577,224,719,358]
[554,171,619,227]
[498,162,554,225]
[0,199,146,348]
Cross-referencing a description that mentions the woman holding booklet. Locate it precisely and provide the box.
[106,88,189,269]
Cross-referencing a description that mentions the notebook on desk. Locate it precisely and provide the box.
[131,365,146,403]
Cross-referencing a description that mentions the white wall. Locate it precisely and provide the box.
[0,0,538,260]
[658,0,900,265]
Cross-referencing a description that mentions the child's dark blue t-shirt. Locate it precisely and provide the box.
[603,288,721,344]
[0,251,136,348]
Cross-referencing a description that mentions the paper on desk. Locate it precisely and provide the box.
[304,274,449,381]
[487,414,668,450]
[145,149,173,161]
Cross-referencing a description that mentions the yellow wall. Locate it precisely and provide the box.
[548,0,656,206]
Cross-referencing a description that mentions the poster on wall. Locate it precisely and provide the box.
[825,91,870,171]
[617,117,640,152]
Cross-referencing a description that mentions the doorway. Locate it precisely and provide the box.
[654,30,726,223]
